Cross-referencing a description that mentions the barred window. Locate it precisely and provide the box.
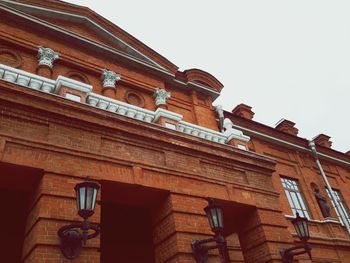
[281,177,311,219]
[326,189,350,226]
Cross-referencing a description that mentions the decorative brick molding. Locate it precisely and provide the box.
[231,103,255,120]
[275,119,299,136]
[65,71,90,84]
[313,134,332,148]
[0,48,23,68]
[125,90,145,108]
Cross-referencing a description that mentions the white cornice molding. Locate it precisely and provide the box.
[55,76,92,94]
[154,108,183,122]
[1,64,247,147]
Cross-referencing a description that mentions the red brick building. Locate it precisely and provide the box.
[0,1,349,262]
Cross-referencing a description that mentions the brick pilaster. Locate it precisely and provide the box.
[238,208,294,263]
[22,173,101,263]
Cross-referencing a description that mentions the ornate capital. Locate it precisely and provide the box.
[102,69,121,88]
[154,88,171,106]
[37,46,59,68]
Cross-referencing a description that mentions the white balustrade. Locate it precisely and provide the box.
[87,93,155,123]
[0,63,55,92]
[178,121,227,144]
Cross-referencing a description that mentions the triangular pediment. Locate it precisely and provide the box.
[0,0,178,73]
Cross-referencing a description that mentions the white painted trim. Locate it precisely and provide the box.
[0,64,249,146]
[232,124,350,167]
[65,93,81,102]
[154,108,183,122]
[285,214,341,225]
[0,3,175,78]
[55,75,92,94]
[226,131,250,143]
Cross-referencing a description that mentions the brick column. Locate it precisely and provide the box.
[238,208,294,263]
[22,173,101,263]
[152,194,217,263]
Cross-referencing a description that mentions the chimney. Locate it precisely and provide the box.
[313,134,332,148]
[231,103,254,120]
[275,119,299,136]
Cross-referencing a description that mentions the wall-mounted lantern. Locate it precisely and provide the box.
[57,180,100,259]
[280,212,312,263]
[191,199,230,263]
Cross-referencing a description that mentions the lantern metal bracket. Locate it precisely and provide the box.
[280,242,312,263]
[57,219,100,259]
[191,234,230,263]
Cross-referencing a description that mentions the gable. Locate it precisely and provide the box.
[0,0,178,73]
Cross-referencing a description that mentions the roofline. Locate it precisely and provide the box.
[0,2,221,99]
[225,112,350,167]
[2,0,180,73]
[0,0,168,70]
[0,3,177,76]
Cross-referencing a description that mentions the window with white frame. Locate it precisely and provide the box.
[280,177,311,219]
[326,188,350,226]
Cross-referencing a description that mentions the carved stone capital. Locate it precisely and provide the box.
[154,88,171,106]
[102,69,121,88]
[37,46,59,68]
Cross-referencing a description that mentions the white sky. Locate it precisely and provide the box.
[68,0,350,153]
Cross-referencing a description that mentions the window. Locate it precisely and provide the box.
[281,177,311,219]
[326,189,350,226]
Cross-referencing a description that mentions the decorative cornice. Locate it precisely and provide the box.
[0,63,251,147]
[55,76,92,94]
[154,108,183,122]
[223,118,250,142]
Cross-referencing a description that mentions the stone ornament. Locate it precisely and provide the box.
[314,188,330,218]
[0,48,23,68]
[37,46,60,68]
[101,69,121,88]
[125,90,145,108]
[154,88,171,106]
[214,105,224,132]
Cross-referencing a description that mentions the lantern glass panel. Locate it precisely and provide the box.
[75,188,80,211]
[206,208,214,229]
[86,186,94,210]
[92,188,97,210]
[79,187,86,210]
[293,213,309,241]
[212,208,219,228]
[297,222,305,238]
[217,208,223,228]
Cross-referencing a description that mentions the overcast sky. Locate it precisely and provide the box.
[68,0,350,153]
